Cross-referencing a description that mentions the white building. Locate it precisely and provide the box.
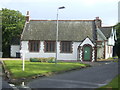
[20,13,116,61]
[10,37,20,58]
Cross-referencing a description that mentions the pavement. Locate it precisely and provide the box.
[0,58,21,60]
[26,61,118,88]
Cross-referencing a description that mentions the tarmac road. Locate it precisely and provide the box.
[0,60,13,90]
[27,61,118,88]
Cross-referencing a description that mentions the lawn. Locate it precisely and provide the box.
[3,60,88,79]
[97,56,118,62]
[97,74,120,89]
[102,75,119,88]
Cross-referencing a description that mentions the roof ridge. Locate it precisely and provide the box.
[102,26,113,28]
[30,20,94,21]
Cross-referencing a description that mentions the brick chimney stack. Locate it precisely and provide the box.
[26,11,30,23]
[95,17,102,28]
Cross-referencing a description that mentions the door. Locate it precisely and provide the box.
[83,46,91,61]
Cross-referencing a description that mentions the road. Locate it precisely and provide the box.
[0,61,13,89]
[26,61,118,88]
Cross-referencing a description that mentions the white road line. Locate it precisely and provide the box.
[9,83,31,90]
[44,78,100,86]
[9,84,19,90]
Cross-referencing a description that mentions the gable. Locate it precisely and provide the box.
[99,27,112,39]
[107,28,117,46]
[79,37,94,47]
[21,20,95,42]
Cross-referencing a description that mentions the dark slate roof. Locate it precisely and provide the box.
[21,20,95,41]
[100,27,112,39]
[11,37,20,45]
[0,26,2,52]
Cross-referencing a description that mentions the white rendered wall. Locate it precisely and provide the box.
[97,34,104,41]
[0,52,2,58]
[97,47,104,59]
[105,44,113,59]
[25,41,56,59]
[57,42,81,60]
[11,45,20,57]
[108,35,115,46]
[118,1,120,22]
[21,41,81,60]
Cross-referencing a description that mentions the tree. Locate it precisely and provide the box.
[115,23,120,59]
[1,8,25,57]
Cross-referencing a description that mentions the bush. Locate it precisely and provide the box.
[30,57,55,63]
[39,58,48,62]
[48,57,55,63]
[30,58,41,62]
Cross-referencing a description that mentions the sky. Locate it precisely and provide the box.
[118,1,120,22]
[0,0,119,26]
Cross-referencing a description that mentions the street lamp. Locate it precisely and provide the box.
[20,50,28,71]
[55,6,65,64]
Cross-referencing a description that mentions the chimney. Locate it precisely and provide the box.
[94,17,102,28]
[26,11,30,23]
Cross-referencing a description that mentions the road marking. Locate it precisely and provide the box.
[44,78,100,86]
[105,63,110,64]
[9,83,31,90]
[9,84,19,90]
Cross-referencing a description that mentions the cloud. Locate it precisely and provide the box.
[0,0,12,9]
[77,0,119,6]
[1,0,119,7]
[0,0,65,3]
[1,0,119,4]
[0,0,12,3]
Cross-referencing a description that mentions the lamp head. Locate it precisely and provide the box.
[58,6,65,9]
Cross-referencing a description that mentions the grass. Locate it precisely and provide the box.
[3,60,88,79]
[97,56,118,62]
[97,75,120,89]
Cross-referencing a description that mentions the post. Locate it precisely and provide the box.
[55,9,59,64]
[22,53,25,71]
[55,6,65,64]
[20,50,28,71]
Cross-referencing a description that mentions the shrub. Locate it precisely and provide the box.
[30,58,40,62]
[39,58,47,62]
[47,57,55,63]
[30,57,55,63]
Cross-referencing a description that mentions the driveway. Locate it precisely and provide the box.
[26,61,118,88]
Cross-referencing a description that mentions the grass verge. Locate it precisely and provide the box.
[97,56,118,62]
[97,74,120,89]
[3,60,89,79]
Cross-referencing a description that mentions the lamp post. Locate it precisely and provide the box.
[20,50,28,71]
[55,6,65,64]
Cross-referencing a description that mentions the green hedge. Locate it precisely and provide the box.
[30,57,55,63]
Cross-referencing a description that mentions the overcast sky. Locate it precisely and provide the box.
[0,0,119,26]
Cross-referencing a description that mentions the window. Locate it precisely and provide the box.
[29,40,40,52]
[60,41,72,53]
[97,41,102,45]
[44,41,55,52]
